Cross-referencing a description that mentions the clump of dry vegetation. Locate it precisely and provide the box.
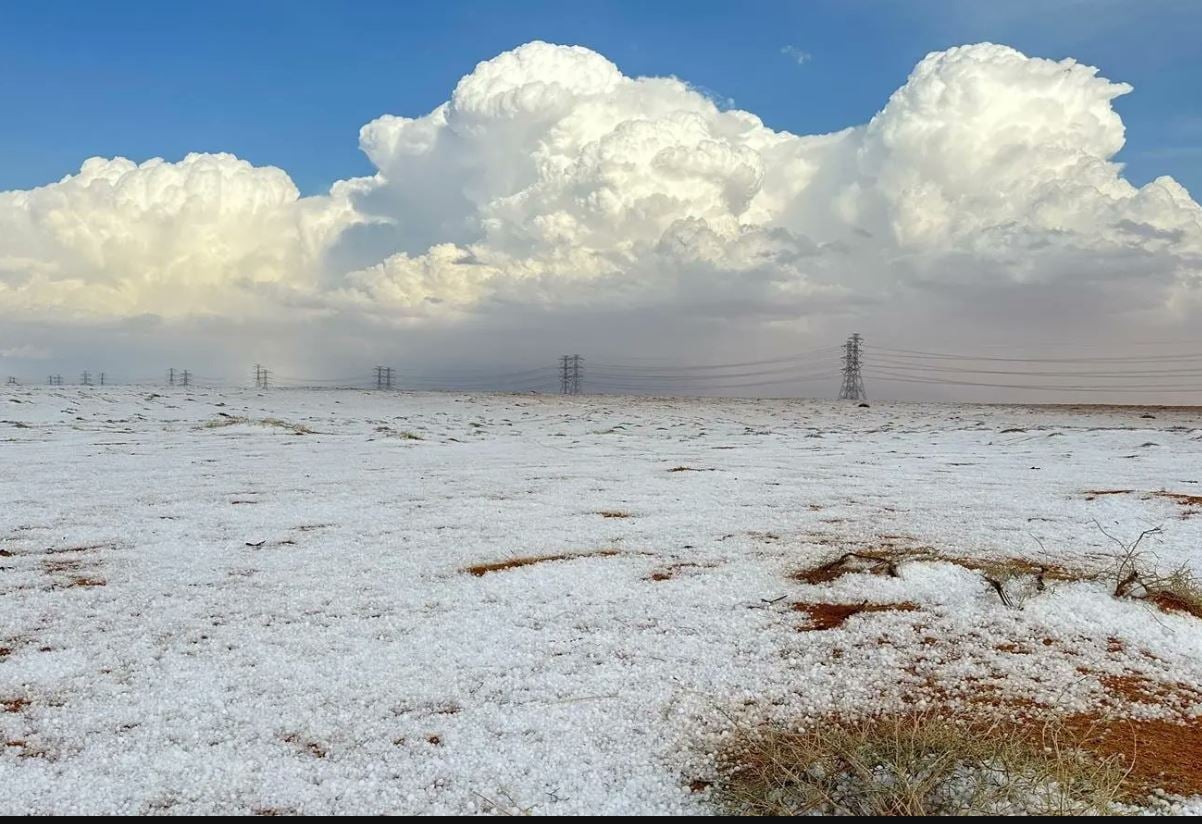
[716,713,1131,816]
[1101,523,1202,619]
[793,530,1202,619]
[201,415,316,435]
[374,425,423,440]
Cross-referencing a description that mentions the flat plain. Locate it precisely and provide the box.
[2,388,1200,814]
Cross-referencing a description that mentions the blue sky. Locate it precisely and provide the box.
[2,0,1200,197]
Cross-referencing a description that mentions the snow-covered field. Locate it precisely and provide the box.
[2,388,1201,814]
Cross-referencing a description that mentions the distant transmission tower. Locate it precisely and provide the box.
[180,370,191,387]
[168,368,176,387]
[254,364,270,389]
[99,372,106,386]
[375,366,393,390]
[838,333,867,401]
[81,371,93,387]
[6,376,17,386]
[48,375,62,386]
[559,354,583,395]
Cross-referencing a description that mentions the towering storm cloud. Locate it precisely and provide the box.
[1,41,1199,373]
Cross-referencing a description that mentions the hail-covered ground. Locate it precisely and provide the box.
[1,387,1200,815]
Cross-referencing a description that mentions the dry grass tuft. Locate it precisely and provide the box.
[1144,568,1202,619]
[463,549,620,577]
[717,713,1130,816]
[202,416,316,435]
[596,510,632,519]
[793,548,1081,599]
[1100,522,1202,619]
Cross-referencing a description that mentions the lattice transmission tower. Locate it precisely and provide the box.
[559,354,583,395]
[838,333,867,401]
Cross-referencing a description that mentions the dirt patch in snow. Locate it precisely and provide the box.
[1152,491,1202,507]
[1097,672,1202,712]
[793,551,901,584]
[1083,488,1135,500]
[1084,487,1202,513]
[463,549,621,577]
[1148,590,1202,619]
[903,671,1202,798]
[2,697,30,713]
[282,733,327,759]
[53,576,106,589]
[1065,715,1202,798]
[794,547,1081,589]
[646,562,710,582]
[792,601,919,630]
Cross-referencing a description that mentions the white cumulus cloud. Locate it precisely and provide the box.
[0,40,1199,367]
[0,152,360,320]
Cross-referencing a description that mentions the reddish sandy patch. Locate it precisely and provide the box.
[464,549,620,577]
[792,601,919,630]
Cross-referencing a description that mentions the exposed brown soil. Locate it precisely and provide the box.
[794,551,901,585]
[57,576,106,589]
[2,697,30,713]
[464,549,620,577]
[1084,489,1134,500]
[1148,590,1202,619]
[793,601,919,631]
[282,733,326,759]
[596,511,631,519]
[795,548,1081,588]
[920,671,1202,798]
[1153,491,1202,507]
[44,542,115,555]
[647,561,708,582]
[1098,672,1202,711]
[1066,715,1202,797]
[935,551,1078,579]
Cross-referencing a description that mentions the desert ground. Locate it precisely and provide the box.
[2,388,1200,814]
